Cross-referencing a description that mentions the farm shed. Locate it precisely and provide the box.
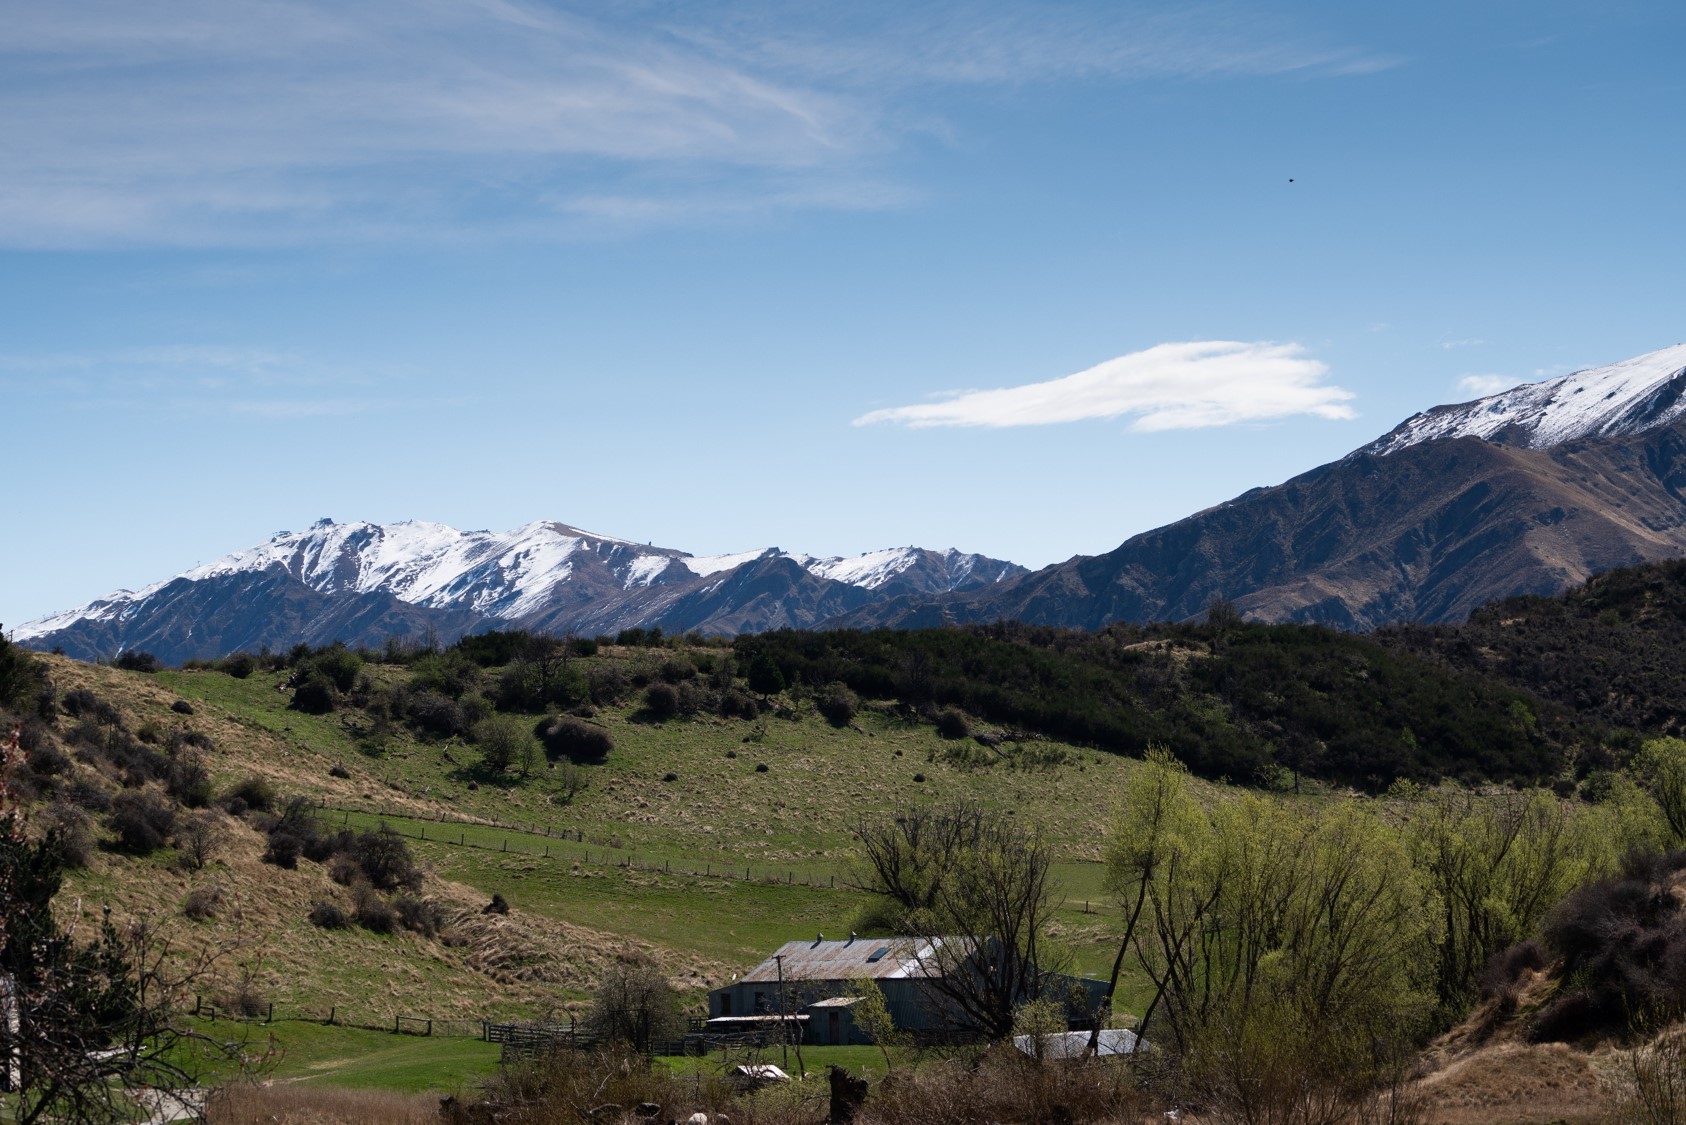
[709,934,1108,1044]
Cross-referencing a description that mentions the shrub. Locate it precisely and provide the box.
[219,652,257,679]
[409,651,481,699]
[60,688,101,720]
[170,699,194,715]
[42,803,95,868]
[329,763,351,779]
[167,754,214,808]
[65,778,112,813]
[755,762,769,773]
[1533,852,1686,1040]
[537,716,614,763]
[167,728,215,753]
[289,674,337,714]
[114,650,162,673]
[817,683,858,728]
[406,691,468,738]
[473,714,534,775]
[222,775,276,814]
[935,707,972,740]
[352,883,397,934]
[587,664,630,706]
[107,790,178,855]
[570,637,599,657]
[308,643,364,692]
[349,828,422,892]
[263,832,302,869]
[309,901,350,929]
[746,650,785,695]
[718,690,759,719]
[393,895,444,937]
[175,810,225,871]
[643,682,680,720]
[183,884,224,921]
[26,740,72,780]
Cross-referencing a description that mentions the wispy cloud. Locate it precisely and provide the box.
[0,345,411,417]
[0,1,1393,247]
[854,341,1354,431]
[1441,338,1487,350]
[1457,374,1519,398]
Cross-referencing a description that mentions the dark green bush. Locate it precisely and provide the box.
[289,675,337,714]
[644,682,680,719]
[219,652,257,679]
[536,715,614,763]
[107,791,177,855]
[746,650,785,696]
[935,707,971,740]
[817,683,858,728]
[405,691,468,738]
[309,901,349,929]
[114,650,162,673]
[222,775,276,814]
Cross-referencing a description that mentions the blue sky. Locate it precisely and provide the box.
[4,0,1683,627]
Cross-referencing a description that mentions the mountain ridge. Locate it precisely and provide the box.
[14,521,1028,663]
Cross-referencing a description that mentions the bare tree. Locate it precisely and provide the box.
[3,700,242,1121]
[855,802,1066,1039]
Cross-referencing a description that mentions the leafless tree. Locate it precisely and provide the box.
[855,801,1067,1039]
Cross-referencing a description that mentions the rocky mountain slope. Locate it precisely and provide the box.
[14,520,1025,663]
[839,343,1686,631]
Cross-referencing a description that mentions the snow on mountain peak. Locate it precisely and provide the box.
[1360,343,1686,458]
[14,521,1025,648]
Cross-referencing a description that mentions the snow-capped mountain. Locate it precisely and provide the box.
[1358,343,1686,458]
[14,520,1027,662]
[840,341,1686,632]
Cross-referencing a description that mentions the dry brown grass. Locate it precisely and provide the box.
[207,1083,441,1124]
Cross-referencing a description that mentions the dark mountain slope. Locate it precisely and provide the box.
[836,421,1686,632]
[30,569,492,663]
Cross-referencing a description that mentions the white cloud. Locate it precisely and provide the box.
[1457,374,1518,398]
[0,344,412,416]
[1441,338,1487,350]
[853,341,1354,431]
[0,1,1393,246]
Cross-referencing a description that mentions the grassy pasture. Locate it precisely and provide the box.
[43,653,1162,1062]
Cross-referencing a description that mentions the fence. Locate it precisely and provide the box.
[189,995,485,1039]
[311,801,849,891]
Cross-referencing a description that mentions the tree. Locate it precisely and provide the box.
[1,746,236,1121]
[847,977,908,1073]
[855,802,1065,1039]
[588,953,682,1051]
[1634,737,1686,846]
[1097,745,1201,1052]
[473,714,534,776]
[746,650,785,696]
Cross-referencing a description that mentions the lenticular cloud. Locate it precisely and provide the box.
[853,340,1354,431]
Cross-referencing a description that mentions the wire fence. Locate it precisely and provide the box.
[309,801,850,891]
[189,995,488,1039]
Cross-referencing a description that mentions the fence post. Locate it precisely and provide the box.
[502,839,507,852]
[427,1019,433,1037]
[267,1002,273,1024]
[328,1006,336,1026]
[394,1015,400,1034]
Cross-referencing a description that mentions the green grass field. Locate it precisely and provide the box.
[42,653,1164,1085]
[188,1018,502,1093]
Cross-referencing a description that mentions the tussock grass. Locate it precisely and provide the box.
[208,1083,441,1124]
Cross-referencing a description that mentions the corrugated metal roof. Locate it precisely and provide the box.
[1011,1029,1144,1059]
[804,996,862,1008]
[739,937,948,983]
